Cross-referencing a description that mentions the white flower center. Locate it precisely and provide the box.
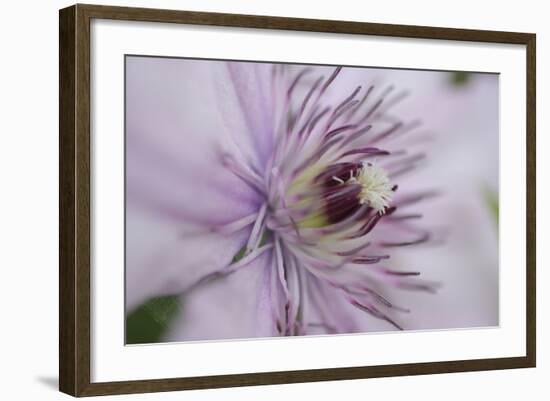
[348,163,393,213]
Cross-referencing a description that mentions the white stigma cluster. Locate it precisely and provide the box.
[349,163,393,213]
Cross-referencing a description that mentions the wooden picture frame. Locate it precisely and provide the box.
[59,3,536,397]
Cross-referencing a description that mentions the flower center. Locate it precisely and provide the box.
[349,163,393,213]
[313,162,393,226]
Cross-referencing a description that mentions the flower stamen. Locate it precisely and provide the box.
[350,163,393,214]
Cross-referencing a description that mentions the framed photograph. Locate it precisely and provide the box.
[59,4,536,397]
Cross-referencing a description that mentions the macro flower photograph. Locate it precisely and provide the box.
[125,56,499,344]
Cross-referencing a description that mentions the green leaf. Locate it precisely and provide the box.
[231,231,271,263]
[232,246,247,263]
[126,295,180,344]
[482,187,499,229]
[449,71,471,87]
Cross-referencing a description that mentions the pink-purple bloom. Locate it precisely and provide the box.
[126,57,499,342]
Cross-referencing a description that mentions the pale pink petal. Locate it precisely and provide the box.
[164,250,278,341]
[210,61,279,169]
[125,207,249,312]
[126,56,264,226]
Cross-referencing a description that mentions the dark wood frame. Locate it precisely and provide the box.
[59,3,536,397]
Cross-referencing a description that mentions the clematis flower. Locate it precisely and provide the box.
[125,57,496,342]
